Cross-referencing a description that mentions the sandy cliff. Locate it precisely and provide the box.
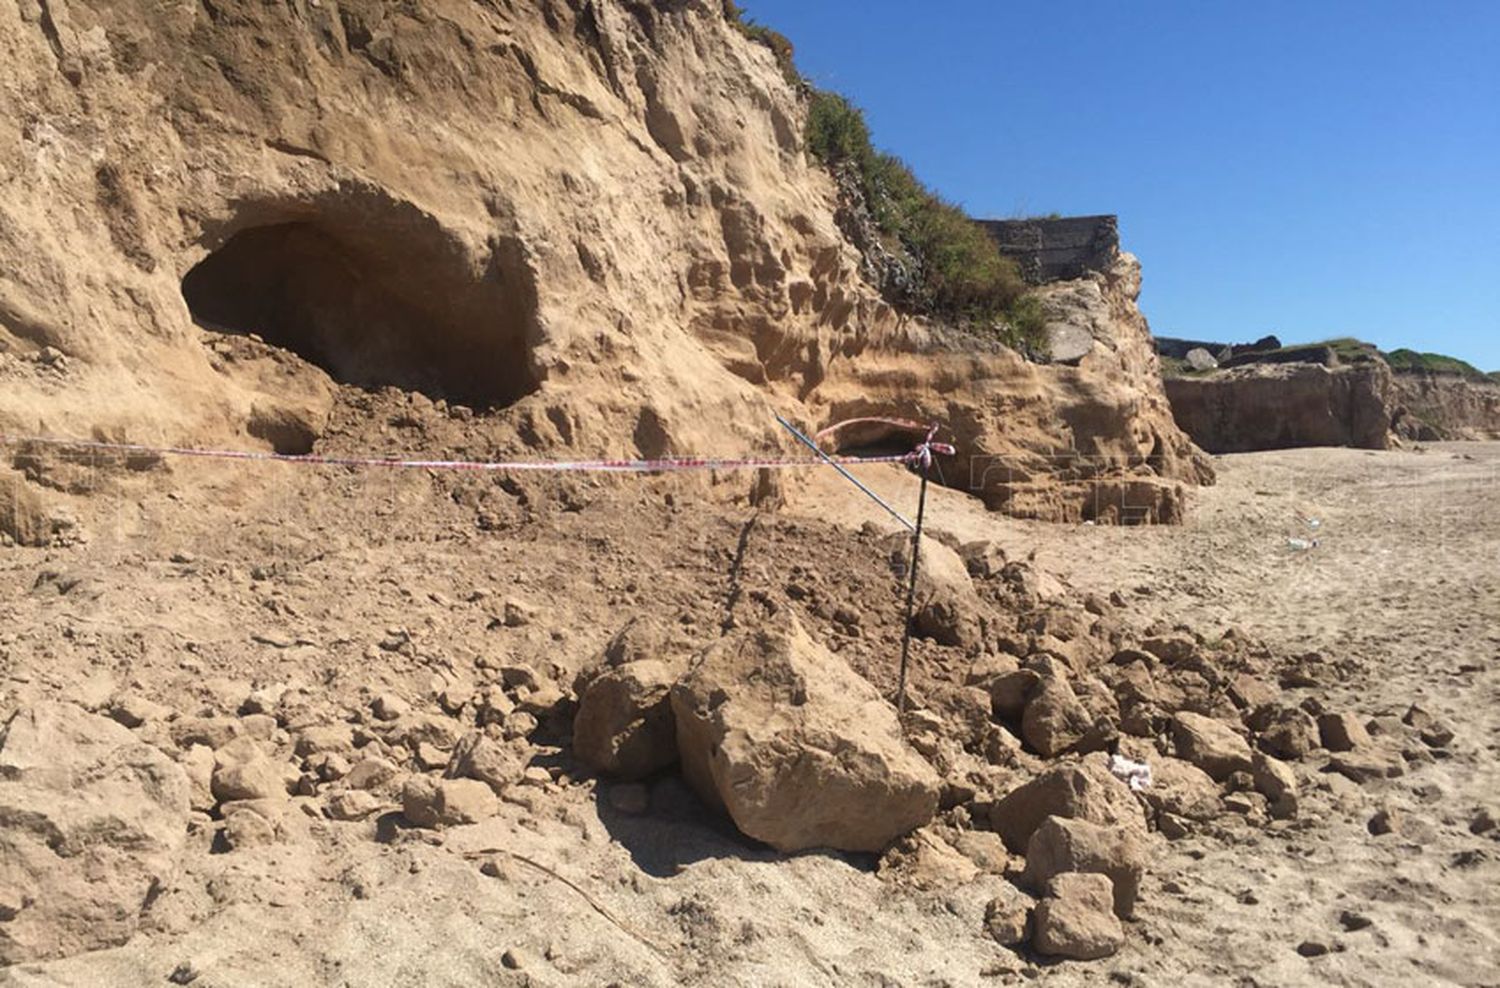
[1391,373,1500,441]
[0,0,1206,522]
[1165,361,1396,453]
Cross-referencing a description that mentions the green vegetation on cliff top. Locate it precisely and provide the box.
[726,4,1044,351]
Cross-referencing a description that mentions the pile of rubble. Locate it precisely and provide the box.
[0,538,1458,965]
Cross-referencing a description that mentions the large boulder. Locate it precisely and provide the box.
[670,621,940,853]
[989,757,1146,853]
[0,703,191,963]
[572,659,680,779]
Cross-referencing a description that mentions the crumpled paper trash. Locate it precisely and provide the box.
[1109,753,1152,792]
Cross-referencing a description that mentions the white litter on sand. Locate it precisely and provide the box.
[1109,753,1153,791]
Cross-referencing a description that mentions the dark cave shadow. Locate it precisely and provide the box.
[590,774,875,880]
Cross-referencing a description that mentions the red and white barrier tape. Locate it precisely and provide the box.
[0,432,939,475]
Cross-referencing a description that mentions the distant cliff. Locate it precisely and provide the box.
[1391,373,1500,441]
[1158,336,1500,451]
[1164,360,1395,453]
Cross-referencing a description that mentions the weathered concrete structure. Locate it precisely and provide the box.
[1155,335,1281,362]
[979,215,1119,283]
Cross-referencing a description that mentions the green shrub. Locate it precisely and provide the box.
[725,2,801,85]
[807,91,874,172]
[805,90,1037,346]
[1384,347,1489,380]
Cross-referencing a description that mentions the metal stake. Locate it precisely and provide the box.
[896,453,931,716]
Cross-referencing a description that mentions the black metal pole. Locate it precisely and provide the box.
[896,458,931,717]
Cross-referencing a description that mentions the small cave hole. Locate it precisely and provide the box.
[181,213,539,409]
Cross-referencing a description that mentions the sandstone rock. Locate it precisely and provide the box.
[401,776,499,828]
[983,893,1033,946]
[445,732,527,794]
[573,659,679,779]
[1141,636,1197,664]
[1020,674,1092,757]
[1255,705,1321,760]
[211,749,293,803]
[502,711,540,740]
[879,829,981,888]
[1252,752,1299,819]
[170,716,243,750]
[222,805,277,849]
[1328,748,1405,784]
[1171,712,1253,781]
[326,789,384,822]
[670,621,940,853]
[1033,872,1125,960]
[601,615,680,668]
[884,534,982,648]
[989,758,1146,853]
[371,693,410,722]
[1227,673,1278,712]
[988,669,1042,721]
[1368,806,1401,836]
[415,742,452,771]
[0,703,190,963]
[388,714,465,752]
[344,756,401,792]
[1140,757,1221,823]
[965,652,1021,688]
[959,540,1010,580]
[179,744,216,813]
[1165,360,1397,453]
[1022,816,1146,918]
[292,724,355,758]
[1318,712,1372,752]
[0,471,50,546]
[951,830,1011,874]
[107,693,172,729]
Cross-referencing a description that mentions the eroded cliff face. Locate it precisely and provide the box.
[1165,362,1396,453]
[0,0,1206,522]
[1391,375,1500,441]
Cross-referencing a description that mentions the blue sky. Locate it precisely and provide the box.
[743,1,1500,371]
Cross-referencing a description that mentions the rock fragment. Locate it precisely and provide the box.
[1032,872,1125,960]
[983,894,1032,946]
[1317,712,1372,752]
[572,659,679,779]
[989,758,1146,853]
[1251,752,1299,819]
[1171,712,1253,781]
[1022,816,1146,918]
[402,777,499,828]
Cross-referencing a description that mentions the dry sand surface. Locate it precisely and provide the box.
[2,428,1497,987]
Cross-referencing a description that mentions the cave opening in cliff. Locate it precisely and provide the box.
[181,212,539,409]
